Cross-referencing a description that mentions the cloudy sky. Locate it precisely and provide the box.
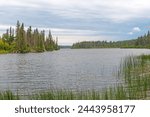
[0,0,150,45]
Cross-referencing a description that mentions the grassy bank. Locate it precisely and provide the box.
[1,55,150,100]
[124,55,150,99]
[0,89,128,100]
[103,54,150,100]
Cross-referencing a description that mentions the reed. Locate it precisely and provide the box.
[120,55,150,99]
[0,90,19,100]
[30,90,102,100]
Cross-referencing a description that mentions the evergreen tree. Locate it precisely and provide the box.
[2,27,15,45]
[16,21,21,52]
[45,30,53,51]
[17,23,28,53]
[0,21,59,53]
[27,26,32,49]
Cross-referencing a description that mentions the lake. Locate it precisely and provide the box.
[0,48,150,95]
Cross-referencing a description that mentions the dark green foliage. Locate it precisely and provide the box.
[72,40,136,49]
[45,31,59,51]
[32,29,45,52]
[17,23,28,53]
[72,31,150,49]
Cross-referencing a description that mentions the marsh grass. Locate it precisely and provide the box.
[120,55,150,99]
[30,90,102,100]
[0,90,19,100]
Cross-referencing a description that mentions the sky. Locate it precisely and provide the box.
[0,0,150,45]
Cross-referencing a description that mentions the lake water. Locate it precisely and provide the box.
[0,48,150,95]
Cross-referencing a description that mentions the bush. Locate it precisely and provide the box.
[0,39,10,51]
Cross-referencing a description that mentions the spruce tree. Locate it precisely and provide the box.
[27,26,32,49]
[16,22,32,53]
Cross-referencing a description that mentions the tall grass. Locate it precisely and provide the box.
[30,90,102,100]
[120,55,150,99]
[0,90,19,100]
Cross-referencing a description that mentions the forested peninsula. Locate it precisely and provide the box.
[0,21,59,54]
[72,31,150,49]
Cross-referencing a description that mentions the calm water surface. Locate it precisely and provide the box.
[0,49,150,95]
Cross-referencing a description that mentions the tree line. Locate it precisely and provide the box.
[72,31,150,49]
[0,21,59,53]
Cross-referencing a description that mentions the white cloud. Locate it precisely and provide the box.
[128,27,141,35]
[0,24,15,30]
[133,27,141,32]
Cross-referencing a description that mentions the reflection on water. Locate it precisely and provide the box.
[0,49,150,95]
